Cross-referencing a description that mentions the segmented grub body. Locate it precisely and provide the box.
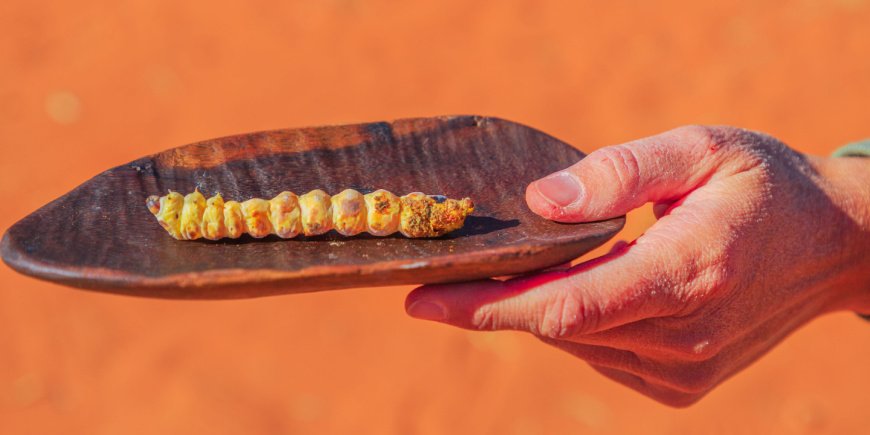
[145,189,474,240]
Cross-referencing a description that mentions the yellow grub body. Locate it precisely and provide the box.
[152,191,184,240]
[241,198,272,238]
[202,194,226,240]
[146,189,473,240]
[223,201,244,239]
[269,191,302,239]
[331,189,367,236]
[179,191,206,240]
[398,192,432,238]
[364,189,401,236]
[299,189,333,236]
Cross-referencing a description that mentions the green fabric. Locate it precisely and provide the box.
[832,139,870,158]
[833,141,870,322]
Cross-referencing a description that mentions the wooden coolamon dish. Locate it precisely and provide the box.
[1,116,624,299]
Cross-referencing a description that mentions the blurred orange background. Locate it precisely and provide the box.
[2,1,869,433]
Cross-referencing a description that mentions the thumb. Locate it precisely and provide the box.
[526,125,724,223]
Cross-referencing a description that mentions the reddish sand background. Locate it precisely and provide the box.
[2,1,869,433]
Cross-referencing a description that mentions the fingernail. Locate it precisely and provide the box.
[535,172,583,207]
[407,300,447,321]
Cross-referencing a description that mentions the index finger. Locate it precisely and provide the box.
[405,238,686,339]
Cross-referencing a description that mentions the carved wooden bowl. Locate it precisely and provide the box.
[1,116,623,299]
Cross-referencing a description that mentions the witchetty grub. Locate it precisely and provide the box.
[146,189,474,240]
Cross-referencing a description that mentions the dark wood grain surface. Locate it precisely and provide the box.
[0,116,624,299]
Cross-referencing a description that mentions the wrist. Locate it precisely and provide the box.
[815,155,870,313]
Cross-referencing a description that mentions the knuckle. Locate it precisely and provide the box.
[653,390,704,408]
[537,292,589,339]
[676,125,721,151]
[669,333,722,362]
[703,260,732,292]
[685,125,792,175]
[648,315,725,362]
[621,253,688,313]
[675,124,792,169]
[593,145,642,194]
[652,306,729,362]
[592,364,704,408]
[677,124,772,168]
[686,258,733,302]
[677,124,743,152]
[470,304,499,331]
[669,361,719,394]
[669,252,736,316]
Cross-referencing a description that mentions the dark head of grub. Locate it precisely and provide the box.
[146,195,161,215]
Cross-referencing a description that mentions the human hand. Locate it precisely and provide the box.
[405,126,870,407]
